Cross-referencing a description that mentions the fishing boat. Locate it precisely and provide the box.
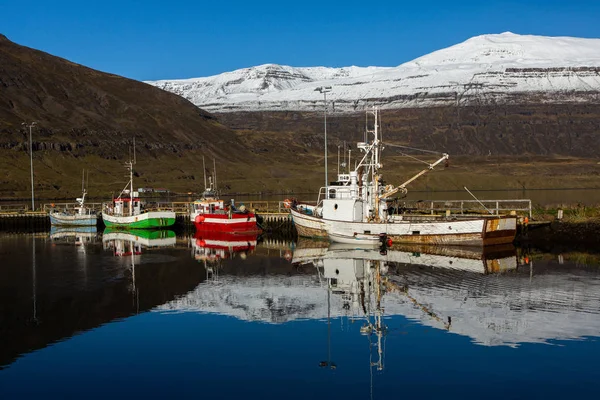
[102,228,176,249]
[49,171,98,226]
[289,107,517,247]
[191,230,258,262]
[102,160,176,229]
[190,158,259,233]
[49,226,99,245]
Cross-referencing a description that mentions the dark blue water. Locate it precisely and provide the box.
[1,231,600,399]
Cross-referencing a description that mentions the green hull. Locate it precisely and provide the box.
[103,217,175,229]
[103,228,175,239]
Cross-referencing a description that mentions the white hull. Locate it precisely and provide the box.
[102,232,176,247]
[328,232,382,246]
[49,212,97,226]
[102,210,176,227]
[291,208,517,247]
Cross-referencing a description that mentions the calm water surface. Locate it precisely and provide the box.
[1,229,600,399]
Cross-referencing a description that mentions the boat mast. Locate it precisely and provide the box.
[129,138,136,217]
[79,169,87,214]
[372,109,381,220]
[213,158,217,191]
[203,156,207,190]
[128,160,133,216]
[337,145,340,177]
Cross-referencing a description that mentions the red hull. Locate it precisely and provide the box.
[193,212,259,233]
[193,230,258,252]
[192,230,258,261]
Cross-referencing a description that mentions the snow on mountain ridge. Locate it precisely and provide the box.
[147,33,600,113]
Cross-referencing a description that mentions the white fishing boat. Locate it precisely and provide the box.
[102,160,176,229]
[49,226,99,245]
[49,170,98,226]
[290,107,517,247]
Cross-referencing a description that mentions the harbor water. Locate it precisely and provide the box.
[1,230,600,399]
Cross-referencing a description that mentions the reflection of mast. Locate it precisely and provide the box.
[108,237,141,313]
[130,239,139,314]
[205,258,220,283]
[31,234,38,324]
[319,282,336,370]
[360,260,386,370]
[361,260,387,400]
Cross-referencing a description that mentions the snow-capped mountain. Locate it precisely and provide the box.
[146,32,600,113]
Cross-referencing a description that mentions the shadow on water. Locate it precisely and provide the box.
[0,230,205,369]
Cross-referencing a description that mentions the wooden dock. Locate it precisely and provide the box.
[0,206,51,231]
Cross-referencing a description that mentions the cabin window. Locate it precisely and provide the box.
[412,231,420,235]
[328,189,336,199]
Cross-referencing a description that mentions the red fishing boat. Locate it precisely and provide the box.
[190,161,260,233]
[191,230,258,262]
[191,193,259,232]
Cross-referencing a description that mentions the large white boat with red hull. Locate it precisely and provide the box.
[289,107,518,247]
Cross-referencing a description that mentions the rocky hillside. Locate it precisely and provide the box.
[0,34,256,198]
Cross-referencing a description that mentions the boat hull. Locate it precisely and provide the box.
[289,209,328,239]
[102,228,176,247]
[50,213,97,226]
[290,208,517,247]
[328,232,382,246]
[193,212,259,233]
[102,211,176,229]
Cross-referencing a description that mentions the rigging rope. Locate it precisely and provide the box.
[383,142,446,166]
[383,142,444,155]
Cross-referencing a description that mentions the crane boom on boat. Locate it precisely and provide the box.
[379,152,449,199]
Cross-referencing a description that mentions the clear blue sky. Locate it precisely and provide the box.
[2,0,599,81]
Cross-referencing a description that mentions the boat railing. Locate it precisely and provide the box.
[392,199,532,218]
[43,202,104,213]
[0,204,35,213]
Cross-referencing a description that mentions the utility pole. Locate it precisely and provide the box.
[22,122,37,211]
[315,86,332,190]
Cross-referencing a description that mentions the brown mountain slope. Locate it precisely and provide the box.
[0,34,259,199]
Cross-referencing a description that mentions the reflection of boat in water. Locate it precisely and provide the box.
[293,240,518,275]
[191,231,257,263]
[157,239,600,347]
[103,229,176,312]
[49,226,99,245]
[102,229,176,249]
[191,231,258,282]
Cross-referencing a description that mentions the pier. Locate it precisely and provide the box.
[0,199,533,232]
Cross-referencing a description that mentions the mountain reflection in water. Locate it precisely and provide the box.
[1,232,600,398]
[160,239,600,347]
